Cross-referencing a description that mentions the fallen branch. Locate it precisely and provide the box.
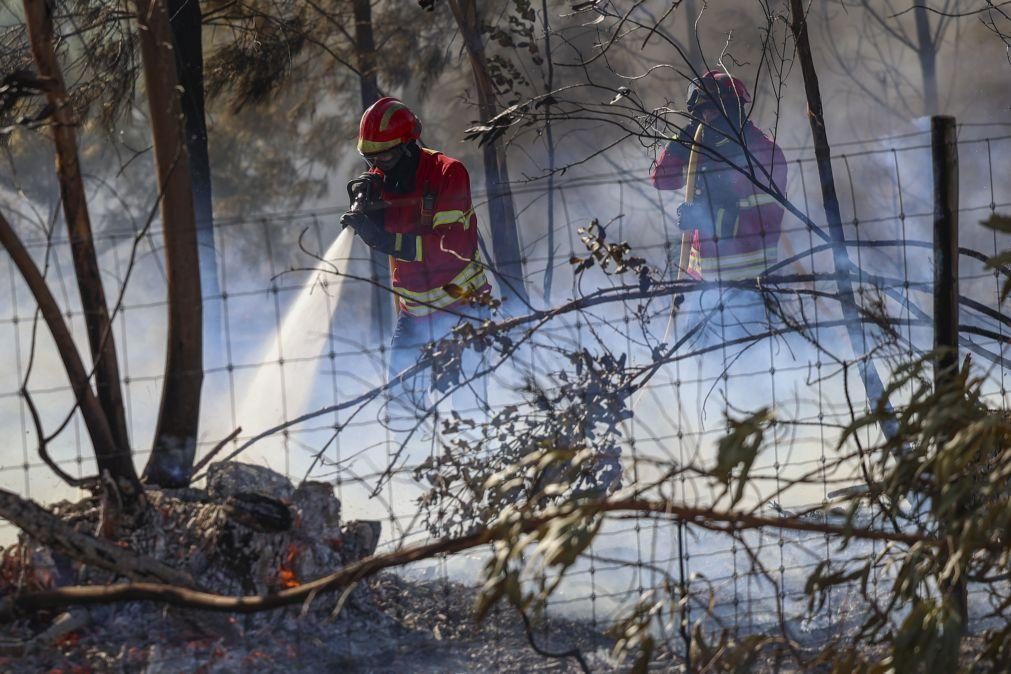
[518,607,591,673]
[0,497,934,621]
[0,489,194,589]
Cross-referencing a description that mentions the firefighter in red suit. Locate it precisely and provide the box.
[341,98,489,405]
[651,71,787,281]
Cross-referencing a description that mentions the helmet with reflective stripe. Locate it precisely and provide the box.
[357,97,423,155]
[686,70,751,113]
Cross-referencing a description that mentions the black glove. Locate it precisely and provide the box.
[340,211,420,261]
[676,201,712,233]
[341,210,382,244]
[347,172,384,212]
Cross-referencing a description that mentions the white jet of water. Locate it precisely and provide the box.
[231,227,367,448]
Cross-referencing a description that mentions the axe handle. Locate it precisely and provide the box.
[676,123,706,281]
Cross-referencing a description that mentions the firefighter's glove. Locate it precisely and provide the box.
[347,172,383,211]
[340,210,370,232]
[341,211,419,261]
[341,211,385,247]
[676,201,711,233]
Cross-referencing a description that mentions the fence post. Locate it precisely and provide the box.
[931,115,967,627]
[932,115,959,386]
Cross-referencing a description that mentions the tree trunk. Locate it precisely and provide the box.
[134,0,204,488]
[540,0,556,304]
[0,209,142,501]
[788,0,899,440]
[353,0,394,340]
[683,0,705,73]
[353,0,382,105]
[166,0,223,371]
[448,0,530,306]
[913,4,939,116]
[22,0,132,466]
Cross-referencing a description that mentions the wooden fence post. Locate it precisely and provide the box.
[932,115,959,387]
[931,114,966,627]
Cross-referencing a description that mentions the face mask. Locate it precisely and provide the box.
[381,142,421,194]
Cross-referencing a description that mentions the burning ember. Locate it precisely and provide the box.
[277,542,302,589]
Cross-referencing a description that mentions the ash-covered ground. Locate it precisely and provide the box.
[1,573,624,673]
[3,461,982,673]
[0,463,622,673]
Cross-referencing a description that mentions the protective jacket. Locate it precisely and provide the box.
[651,121,787,279]
[370,148,489,317]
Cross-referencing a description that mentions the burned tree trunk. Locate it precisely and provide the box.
[166,0,224,371]
[22,0,132,467]
[133,0,204,488]
[913,4,940,116]
[447,0,530,306]
[0,209,142,502]
[353,0,382,106]
[353,0,394,340]
[788,0,898,440]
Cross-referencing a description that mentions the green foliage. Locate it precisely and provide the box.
[0,70,48,136]
[610,592,661,673]
[892,599,962,673]
[429,325,1011,670]
[474,505,601,623]
[204,17,308,111]
[714,407,772,507]
[982,213,1011,302]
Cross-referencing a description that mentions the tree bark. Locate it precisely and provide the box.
[448,0,530,306]
[0,488,194,587]
[353,0,394,340]
[788,0,899,440]
[0,209,141,498]
[932,117,959,384]
[913,4,940,116]
[353,0,382,106]
[166,0,223,372]
[134,0,204,488]
[22,0,132,465]
[931,115,967,628]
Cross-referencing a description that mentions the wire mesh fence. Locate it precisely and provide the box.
[2,124,1011,667]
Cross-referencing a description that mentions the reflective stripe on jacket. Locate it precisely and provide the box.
[395,255,488,317]
[371,148,490,316]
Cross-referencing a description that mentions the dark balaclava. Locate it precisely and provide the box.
[383,141,422,194]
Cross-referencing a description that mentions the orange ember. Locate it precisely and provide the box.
[243,650,270,666]
[277,542,301,589]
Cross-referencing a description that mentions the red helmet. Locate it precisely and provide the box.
[686,70,751,113]
[357,97,423,155]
